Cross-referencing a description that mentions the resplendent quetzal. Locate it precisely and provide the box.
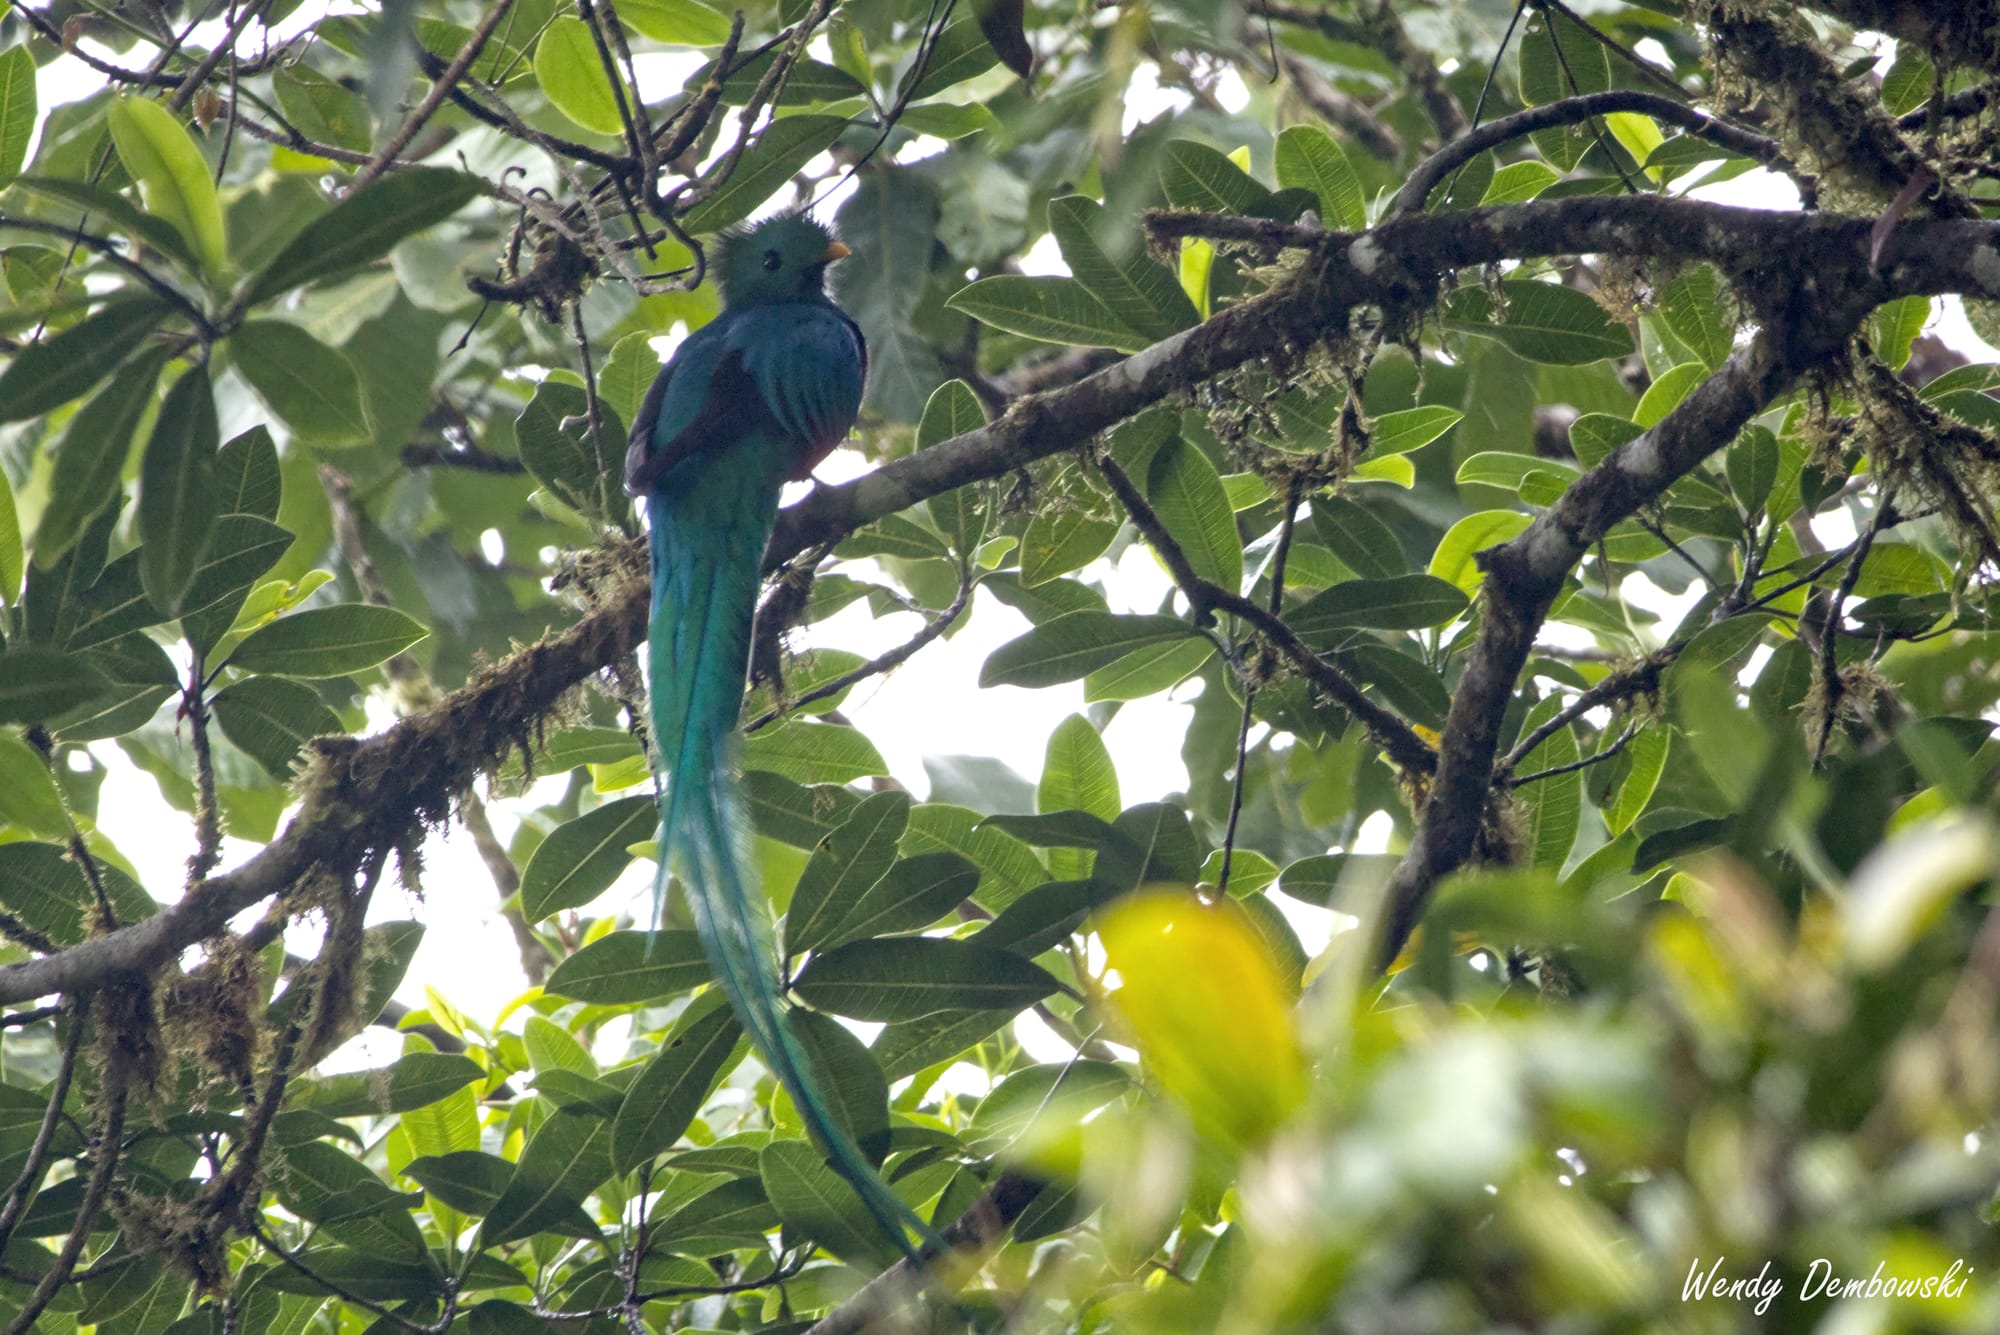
[624,213,937,1262]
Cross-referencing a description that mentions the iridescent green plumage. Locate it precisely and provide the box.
[627,215,939,1264]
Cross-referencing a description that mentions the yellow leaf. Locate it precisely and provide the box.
[1098,890,1305,1145]
[1604,112,1665,182]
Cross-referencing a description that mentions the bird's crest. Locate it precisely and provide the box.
[712,211,849,305]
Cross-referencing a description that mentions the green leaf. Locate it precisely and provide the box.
[1311,494,1403,579]
[265,1142,427,1261]
[516,379,621,523]
[0,296,170,424]
[1871,295,1931,372]
[244,167,483,305]
[1606,725,1667,837]
[682,115,849,233]
[900,16,1000,101]
[55,547,162,651]
[0,45,37,188]
[273,64,372,153]
[1442,281,1633,365]
[831,852,981,948]
[1659,265,1733,370]
[535,17,626,135]
[1048,195,1199,344]
[1429,511,1534,594]
[759,1139,890,1265]
[213,425,284,521]
[519,795,657,922]
[9,175,199,271]
[1290,574,1470,641]
[0,466,18,610]
[982,810,1118,849]
[1145,436,1242,593]
[1480,160,1561,205]
[743,721,888,785]
[1159,140,1271,215]
[232,321,372,445]
[1726,425,1779,515]
[650,1176,777,1254]
[1020,506,1118,586]
[793,937,1059,1020]
[1342,642,1450,727]
[211,676,343,779]
[181,515,294,654]
[227,604,428,678]
[946,275,1144,351]
[1634,361,1707,428]
[1091,802,1203,896]
[746,771,860,847]
[0,647,110,727]
[1371,405,1461,456]
[545,929,712,1003]
[1039,714,1119,822]
[107,96,227,276]
[138,364,219,617]
[47,638,171,742]
[1455,451,1577,497]
[1083,637,1213,702]
[1274,125,1364,229]
[597,331,661,428]
[618,0,732,45]
[479,1109,615,1246]
[1569,412,1643,468]
[1514,698,1580,870]
[613,996,745,1173]
[785,1009,894,1164]
[919,381,989,550]
[980,611,1198,689]
[904,802,1046,908]
[785,790,912,958]
[834,513,950,561]
[288,1053,485,1117]
[0,841,156,943]
[0,736,72,837]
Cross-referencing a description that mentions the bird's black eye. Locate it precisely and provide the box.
[762,250,783,271]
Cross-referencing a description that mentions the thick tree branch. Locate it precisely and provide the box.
[1695,2,1972,215]
[1798,0,2000,74]
[1373,267,1907,970]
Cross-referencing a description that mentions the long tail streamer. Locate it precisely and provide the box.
[645,447,940,1263]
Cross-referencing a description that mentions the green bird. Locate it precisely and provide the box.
[625,212,940,1264]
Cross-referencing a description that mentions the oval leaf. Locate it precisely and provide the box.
[792,937,1059,1021]
[519,795,657,922]
[227,604,429,678]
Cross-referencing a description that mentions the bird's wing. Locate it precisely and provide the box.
[730,303,868,480]
[624,313,777,496]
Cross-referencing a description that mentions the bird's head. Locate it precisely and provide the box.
[713,212,851,307]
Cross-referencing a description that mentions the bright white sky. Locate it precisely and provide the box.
[27,20,1996,1072]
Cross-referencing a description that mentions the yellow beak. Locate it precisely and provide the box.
[821,240,853,262]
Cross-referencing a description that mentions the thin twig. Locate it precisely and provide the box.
[1511,718,1644,786]
[1,1026,127,1335]
[1096,455,1435,775]
[1811,490,1894,764]
[0,214,216,338]
[0,1000,82,1251]
[357,0,517,189]
[743,571,974,733]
